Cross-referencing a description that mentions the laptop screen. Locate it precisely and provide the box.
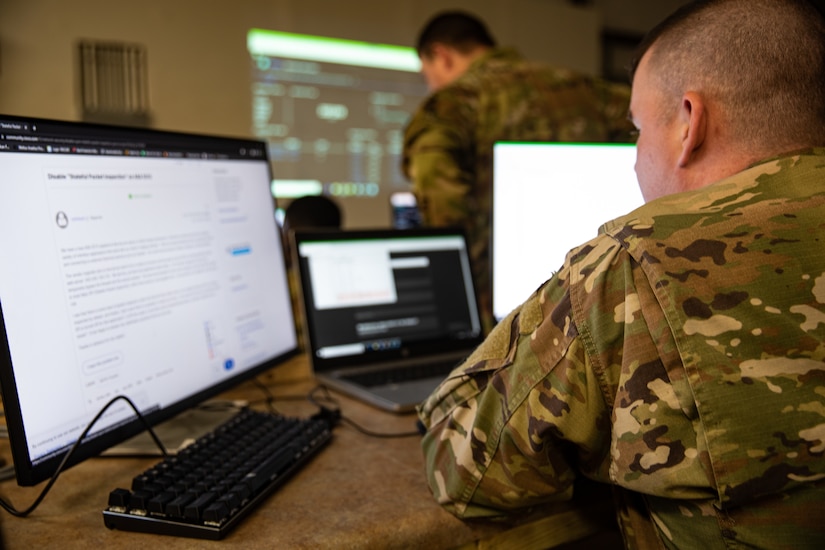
[292,228,482,371]
[0,115,297,485]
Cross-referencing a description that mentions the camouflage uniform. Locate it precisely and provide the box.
[417,148,825,549]
[402,48,634,334]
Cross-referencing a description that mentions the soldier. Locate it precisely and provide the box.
[402,11,635,334]
[416,1,825,548]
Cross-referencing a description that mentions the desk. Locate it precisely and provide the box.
[0,354,618,549]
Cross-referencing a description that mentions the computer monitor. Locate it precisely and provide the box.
[0,115,298,486]
[492,141,644,321]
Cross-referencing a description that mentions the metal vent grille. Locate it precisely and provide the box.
[78,40,150,125]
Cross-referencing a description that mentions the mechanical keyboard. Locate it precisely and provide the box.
[103,408,333,540]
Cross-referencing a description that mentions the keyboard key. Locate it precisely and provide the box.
[147,491,175,514]
[107,488,131,509]
[166,492,196,517]
[183,492,217,520]
[202,500,230,524]
[241,448,293,493]
[128,489,153,510]
[217,492,242,512]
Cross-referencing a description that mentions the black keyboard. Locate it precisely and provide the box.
[103,408,332,540]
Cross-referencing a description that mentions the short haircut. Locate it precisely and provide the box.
[416,11,497,57]
[283,195,342,231]
[630,0,825,151]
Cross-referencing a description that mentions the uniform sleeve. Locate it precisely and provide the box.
[417,255,615,519]
[401,94,476,228]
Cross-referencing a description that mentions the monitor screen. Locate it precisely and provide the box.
[247,29,428,227]
[0,115,298,486]
[492,142,644,321]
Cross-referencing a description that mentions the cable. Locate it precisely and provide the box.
[307,384,339,412]
[0,394,167,517]
[338,416,422,439]
[246,377,314,414]
[249,377,280,414]
[308,385,421,439]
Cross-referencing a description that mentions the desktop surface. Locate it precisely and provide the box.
[0,356,617,549]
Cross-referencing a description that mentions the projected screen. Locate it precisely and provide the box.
[247,29,428,223]
[492,142,644,320]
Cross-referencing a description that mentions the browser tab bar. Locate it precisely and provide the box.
[0,120,33,132]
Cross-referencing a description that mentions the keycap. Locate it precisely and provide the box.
[183,491,218,520]
[107,488,131,508]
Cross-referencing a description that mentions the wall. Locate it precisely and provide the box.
[0,0,600,138]
[592,0,690,33]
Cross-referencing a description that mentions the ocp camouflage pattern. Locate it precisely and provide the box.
[417,148,825,549]
[402,48,634,333]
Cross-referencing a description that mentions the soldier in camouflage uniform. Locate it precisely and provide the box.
[402,11,634,334]
[417,1,825,548]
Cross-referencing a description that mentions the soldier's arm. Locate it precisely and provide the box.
[417,261,612,519]
[401,96,475,228]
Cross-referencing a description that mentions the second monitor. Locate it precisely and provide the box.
[492,141,644,321]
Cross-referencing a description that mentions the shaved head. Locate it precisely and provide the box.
[631,0,825,155]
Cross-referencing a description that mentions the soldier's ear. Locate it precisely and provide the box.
[428,43,450,63]
[677,92,707,168]
[436,44,458,71]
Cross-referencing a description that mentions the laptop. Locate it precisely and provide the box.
[291,227,484,413]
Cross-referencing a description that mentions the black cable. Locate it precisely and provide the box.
[249,377,280,414]
[308,385,421,439]
[307,384,340,411]
[247,377,318,414]
[338,416,422,439]
[0,394,167,517]
[249,377,313,414]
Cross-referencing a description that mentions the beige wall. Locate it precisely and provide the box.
[0,0,601,138]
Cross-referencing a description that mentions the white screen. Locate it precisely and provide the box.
[0,128,296,465]
[492,142,644,320]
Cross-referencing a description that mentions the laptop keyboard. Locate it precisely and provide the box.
[342,360,457,387]
[103,408,332,540]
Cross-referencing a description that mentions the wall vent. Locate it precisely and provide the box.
[78,40,151,126]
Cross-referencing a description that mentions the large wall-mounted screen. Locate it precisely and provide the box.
[248,29,428,226]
